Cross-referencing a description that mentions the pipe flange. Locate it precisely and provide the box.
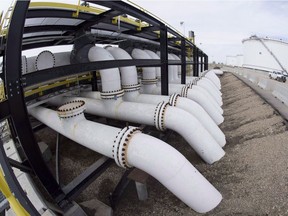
[180,85,190,98]
[141,78,158,85]
[112,126,141,169]
[35,50,56,71]
[57,100,85,119]
[168,93,180,107]
[154,102,169,131]
[122,83,141,92]
[100,89,124,100]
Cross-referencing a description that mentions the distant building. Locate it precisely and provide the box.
[226,54,243,67]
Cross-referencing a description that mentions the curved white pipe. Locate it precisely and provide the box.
[88,46,122,92]
[187,76,222,97]
[168,53,181,84]
[49,96,225,164]
[28,103,222,213]
[170,84,223,115]
[105,47,225,146]
[128,133,222,213]
[125,48,223,125]
[169,85,224,125]
[144,50,161,79]
[205,71,221,89]
[187,79,223,106]
[170,53,182,79]
[81,91,226,147]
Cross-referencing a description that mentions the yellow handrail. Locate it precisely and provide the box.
[0,168,30,216]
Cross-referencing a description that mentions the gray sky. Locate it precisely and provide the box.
[1,0,288,63]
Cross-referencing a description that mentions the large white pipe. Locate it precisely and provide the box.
[82,46,225,163]
[144,50,161,79]
[168,53,181,84]
[132,49,224,125]
[204,70,221,89]
[106,47,225,146]
[49,96,225,164]
[170,83,223,115]
[28,101,222,213]
[187,79,223,106]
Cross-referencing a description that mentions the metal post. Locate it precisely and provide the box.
[193,47,197,77]
[180,38,186,84]
[5,0,64,201]
[204,54,208,70]
[91,71,98,91]
[0,139,39,215]
[160,24,168,95]
[200,52,204,72]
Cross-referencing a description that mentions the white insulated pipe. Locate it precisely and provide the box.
[49,96,225,164]
[187,79,223,106]
[204,70,221,90]
[168,53,181,84]
[28,101,222,213]
[105,47,225,146]
[80,46,225,163]
[130,48,224,125]
[144,50,161,79]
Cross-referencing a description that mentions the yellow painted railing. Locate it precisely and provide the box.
[0,168,30,216]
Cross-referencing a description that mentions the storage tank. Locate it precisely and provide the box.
[242,36,288,72]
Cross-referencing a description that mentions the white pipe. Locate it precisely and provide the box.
[170,53,182,80]
[170,84,223,115]
[81,91,226,147]
[105,47,225,146]
[144,50,161,79]
[49,96,225,164]
[168,53,181,84]
[205,71,221,89]
[126,48,223,125]
[88,46,122,92]
[187,79,223,106]
[28,102,222,213]
[169,85,224,125]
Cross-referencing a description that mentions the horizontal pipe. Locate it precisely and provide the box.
[28,104,222,213]
[49,96,225,164]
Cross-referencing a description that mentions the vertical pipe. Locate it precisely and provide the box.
[160,24,168,95]
[181,38,186,84]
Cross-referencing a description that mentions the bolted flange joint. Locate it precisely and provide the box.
[57,100,85,119]
[180,85,190,98]
[100,89,124,100]
[112,126,141,169]
[154,101,169,131]
[168,93,180,107]
[122,83,141,93]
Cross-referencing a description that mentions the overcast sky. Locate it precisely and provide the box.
[1,0,287,63]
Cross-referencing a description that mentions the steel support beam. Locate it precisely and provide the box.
[204,54,208,70]
[23,59,161,88]
[0,139,39,215]
[160,24,168,95]
[5,0,65,202]
[62,157,113,200]
[181,38,186,84]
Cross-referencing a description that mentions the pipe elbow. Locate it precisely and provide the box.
[127,133,222,213]
[164,106,225,164]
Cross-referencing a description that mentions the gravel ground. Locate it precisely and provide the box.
[36,72,288,215]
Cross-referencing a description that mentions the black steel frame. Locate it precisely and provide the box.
[0,0,209,213]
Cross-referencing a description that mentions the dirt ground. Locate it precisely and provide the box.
[36,72,288,215]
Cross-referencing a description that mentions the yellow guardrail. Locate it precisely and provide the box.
[24,74,92,98]
[0,168,30,216]
[29,1,149,31]
[0,79,5,102]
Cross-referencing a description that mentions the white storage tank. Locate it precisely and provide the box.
[226,55,237,66]
[242,36,288,72]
